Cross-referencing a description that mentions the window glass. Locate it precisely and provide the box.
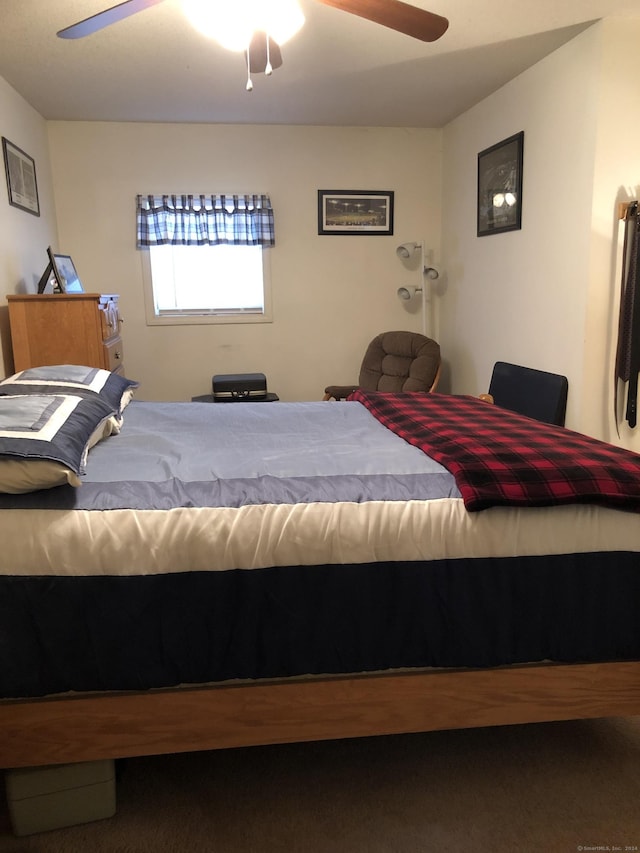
[143,244,272,326]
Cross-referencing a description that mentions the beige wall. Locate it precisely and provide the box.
[0,77,58,377]
[46,122,442,402]
[440,19,640,448]
[440,25,601,431]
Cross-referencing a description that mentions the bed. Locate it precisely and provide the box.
[1,368,640,770]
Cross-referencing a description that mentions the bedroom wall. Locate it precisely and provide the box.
[0,76,58,378]
[440,24,600,432]
[45,122,442,402]
[440,19,640,450]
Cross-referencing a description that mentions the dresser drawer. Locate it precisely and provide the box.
[104,337,124,372]
[99,298,120,342]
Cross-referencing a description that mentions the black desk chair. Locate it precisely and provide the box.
[480,362,568,426]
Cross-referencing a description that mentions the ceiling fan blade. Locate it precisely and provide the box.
[57,0,167,39]
[248,33,283,74]
[315,0,448,42]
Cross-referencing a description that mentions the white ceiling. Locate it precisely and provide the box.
[1,0,639,128]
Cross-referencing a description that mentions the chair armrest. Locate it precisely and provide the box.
[323,385,359,401]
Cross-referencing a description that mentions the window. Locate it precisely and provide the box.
[137,193,274,326]
[143,243,272,326]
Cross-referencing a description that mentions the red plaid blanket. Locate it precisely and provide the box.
[349,390,640,512]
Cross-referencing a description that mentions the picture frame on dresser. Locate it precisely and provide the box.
[50,252,84,293]
[37,247,84,294]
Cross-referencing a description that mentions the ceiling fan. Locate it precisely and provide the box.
[57,0,449,89]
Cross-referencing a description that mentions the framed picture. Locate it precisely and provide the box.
[477,131,524,237]
[318,190,394,236]
[50,252,84,293]
[2,137,40,217]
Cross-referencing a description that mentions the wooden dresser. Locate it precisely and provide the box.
[6,293,124,375]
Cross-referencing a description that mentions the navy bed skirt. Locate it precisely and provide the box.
[2,552,640,699]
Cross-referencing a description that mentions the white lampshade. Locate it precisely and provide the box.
[182,0,305,51]
[396,242,420,259]
[397,285,422,300]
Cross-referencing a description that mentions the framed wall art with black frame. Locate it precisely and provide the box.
[477,131,523,237]
[2,137,40,217]
[318,190,394,236]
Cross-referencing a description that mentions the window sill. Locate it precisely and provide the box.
[145,311,273,327]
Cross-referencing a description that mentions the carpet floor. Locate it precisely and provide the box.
[1,716,640,852]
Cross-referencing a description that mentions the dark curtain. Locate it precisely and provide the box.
[615,201,640,429]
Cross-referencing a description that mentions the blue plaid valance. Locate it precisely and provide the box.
[136,194,275,247]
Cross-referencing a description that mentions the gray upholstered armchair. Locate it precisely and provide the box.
[323,330,441,401]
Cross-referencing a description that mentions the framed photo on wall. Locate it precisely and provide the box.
[2,137,40,217]
[477,131,523,237]
[318,190,394,235]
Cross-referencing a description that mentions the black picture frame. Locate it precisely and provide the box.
[318,190,394,236]
[50,252,84,293]
[38,247,85,294]
[2,137,40,217]
[477,131,524,237]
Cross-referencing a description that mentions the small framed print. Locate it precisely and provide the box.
[2,137,40,217]
[51,252,84,293]
[477,131,523,237]
[318,190,394,236]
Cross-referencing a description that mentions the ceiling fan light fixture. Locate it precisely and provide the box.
[261,0,305,46]
[181,0,304,51]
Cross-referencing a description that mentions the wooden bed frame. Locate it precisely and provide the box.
[2,661,640,769]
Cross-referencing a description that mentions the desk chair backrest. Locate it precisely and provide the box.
[487,361,568,426]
